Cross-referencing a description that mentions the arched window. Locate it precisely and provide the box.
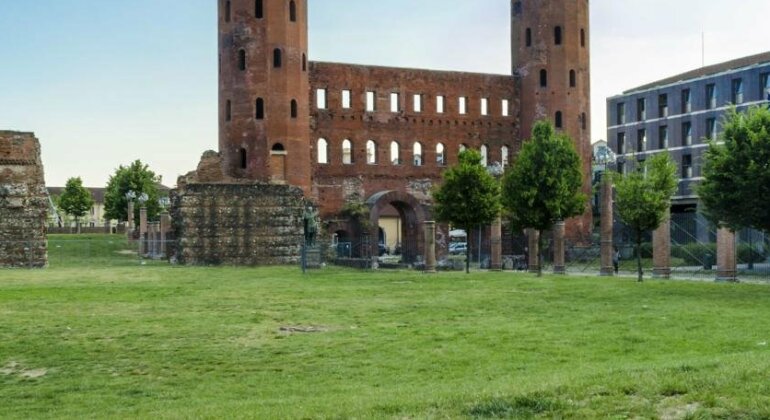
[501,145,510,168]
[436,143,446,166]
[525,28,532,47]
[225,0,231,22]
[459,144,467,154]
[255,0,263,18]
[540,69,547,88]
[226,100,232,121]
[290,99,298,118]
[366,140,377,164]
[569,70,576,88]
[238,49,246,71]
[554,26,562,45]
[302,54,307,72]
[413,142,423,166]
[239,148,247,169]
[273,48,282,68]
[555,111,563,129]
[480,145,489,167]
[390,141,400,165]
[342,139,353,164]
[317,138,329,164]
[289,0,297,22]
[580,29,586,47]
[272,143,285,152]
[255,98,264,120]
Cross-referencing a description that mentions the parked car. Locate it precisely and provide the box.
[449,242,467,255]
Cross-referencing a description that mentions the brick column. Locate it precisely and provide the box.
[717,227,737,282]
[600,172,614,276]
[527,229,540,274]
[126,201,134,240]
[652,210,671,279]
[423,221,436,273]
[490,216,502,271]
[160,211,170,259]
[139,207,148,256]
[553,221,566,274]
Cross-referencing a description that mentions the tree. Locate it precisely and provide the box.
[501,121,586,277]
[104,160,163,225]
[699,106,770,234]
[433,149,501,273]
[613,153,677,282]
[58,177,94,234]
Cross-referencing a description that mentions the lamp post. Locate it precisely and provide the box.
[137,193,149,255]
[595,145,617,276]
[125,190,136,240]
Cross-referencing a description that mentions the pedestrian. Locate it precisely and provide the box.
[613,246,620,274]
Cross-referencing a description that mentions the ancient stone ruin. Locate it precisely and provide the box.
[0,131,48,268]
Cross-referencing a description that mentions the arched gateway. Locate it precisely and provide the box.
[367,191,428,264]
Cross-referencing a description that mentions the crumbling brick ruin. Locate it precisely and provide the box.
[174,0,591,265]
[0,131,48,268]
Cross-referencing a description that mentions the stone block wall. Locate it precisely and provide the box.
[171,182,306,266]
[0,131,48,268]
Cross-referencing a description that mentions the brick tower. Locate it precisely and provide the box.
[219,0,311,194]
[511,0,592,237]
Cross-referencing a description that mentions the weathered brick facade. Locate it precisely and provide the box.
[0,131,48,268]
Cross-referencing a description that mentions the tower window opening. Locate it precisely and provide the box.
[390,141,400,165]
[291,99,298,118]
[580,29,586,47]
[366,140,377,164]
[459,97,467,115]
[239,148,247,169]
[238,49,246,71]
[289,1,297,22]
[256,98,264,120]
[480,144,488,166]
[342,139,353,164]
[501,145,509,168]
[366,91,376,112]
[436,143,446,166]
[555,111,563,129]
[317,138,329,164]
[526,28,532,47]
[226,100,232,122]
[502,99,509,116]
[569,70,576,88]
[413,142,423,166]
[540,69,547,88]
[436,95,445,113]
[255,0,263,18]
[272,143,285,152]
[342,90,351,109]
[273,48,282,68]
[302,54,307,71]
[554,26,562,45]
[316,89,327,109]
[225,0,231,22]
[581,113,587,130]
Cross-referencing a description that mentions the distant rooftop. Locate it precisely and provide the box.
[624,50,770,94]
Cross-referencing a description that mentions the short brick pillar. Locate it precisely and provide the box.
[490,216,502,271]
[423,221,436,273]
[160,211,170,259]
[527,229,540,274]
[553,221,566,274]
[600,172,614,276]
[139,207,148,256]
[716,227,737,282]
[652,210,671,279]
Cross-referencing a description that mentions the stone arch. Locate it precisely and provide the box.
[367,190,427,264]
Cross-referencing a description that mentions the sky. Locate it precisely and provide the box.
[1,0,769,188]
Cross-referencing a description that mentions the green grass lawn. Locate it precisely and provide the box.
[2,256,770,418]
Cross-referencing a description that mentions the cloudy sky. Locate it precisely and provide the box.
[1,0,769,188]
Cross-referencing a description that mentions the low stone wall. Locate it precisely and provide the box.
[0,131,48,268]
[171,182,306,266]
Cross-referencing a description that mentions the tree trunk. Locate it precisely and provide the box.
[76,217,81,235]
[537,229,544,277]
[465,225,470,274]
[636,230,643,282]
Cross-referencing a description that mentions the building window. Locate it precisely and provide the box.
[342,139,353,164]
[636,98,646,121]
[226,100,232,121]
[658,94,668,118]
[580,29,585,47]
[341,90,351,109]
[459,97,467,115]
[706,118,717,140]
[682,121,692,146]
[540,69,548,87]
[480,145,489,166]
[526,28,532,47]
[225,0,231,22]
[390,93,399,113]
[637,129,646,152]
[255,98,264,119]
[581,112,587,130]
[240,148,247,169]
[569,70,576,88]
[289,0,297,22]
[459,144,467,154]
[316,89,327,109]
[436,143,446,166]
[682,154,693,178]
[502,99,509,116]
[681,89,691,113]
[706,83,716,109]
[273,48,282,68]
[413,142,423,166]
[761,73,770,100]
[554,26,562,45]
[290,99,298,118]
[238,49,247,71]
[366,91,376,112]
[436,95,445,113]
[255,0,263,18]
[501,145,510,168]
[555,111,562,129]
[658,126,668,149]
[732,78,744,104]
[302,54,306,72]
[413,94,422,113]
[616,102,626,125]
[390,141,400,165]
[317,138,328,164]
[366,140,377,164]
[481,98,488,116]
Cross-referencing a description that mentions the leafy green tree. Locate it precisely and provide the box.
[613,153,677,282]
[433,149,501,273]
[104,160,163,225]
[501,121,586,277]
[699,106,770,234]
[59,177,95,234]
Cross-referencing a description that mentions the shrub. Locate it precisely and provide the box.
[672,243,716,266]
[737,244,767,264]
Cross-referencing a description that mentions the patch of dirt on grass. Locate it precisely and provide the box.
[20,368,48,379]
[115,250,136,255]
[279,326,328,334]
[1,361,48,379]
[658,398,700,420]
[0,361,19,375]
